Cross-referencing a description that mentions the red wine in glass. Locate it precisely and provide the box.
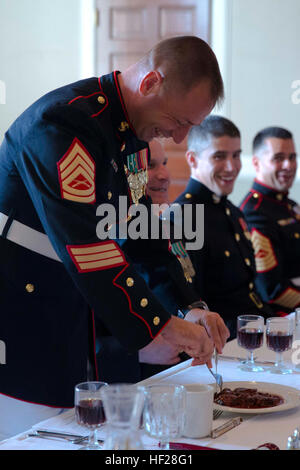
[237,315,265,372]
[75,398,106,428]
[266,331,293,352]
[266,317,294,374]
[237,328,264,350]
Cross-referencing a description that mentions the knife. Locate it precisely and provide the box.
[29,429,104,444]
[219,355,275,365]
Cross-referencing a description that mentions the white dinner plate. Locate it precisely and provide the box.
[211,381,300,414]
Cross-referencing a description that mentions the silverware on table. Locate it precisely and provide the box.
[211,417,243,439]
[26,429,103,445]
[213,409,223,420]
[219,354,275,365]
[206,364,223,392]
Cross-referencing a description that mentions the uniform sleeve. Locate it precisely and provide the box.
[244,209,300,310]
[15,119,171,351]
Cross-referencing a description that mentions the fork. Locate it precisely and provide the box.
[206,351,223,393]
[213,409,223,419]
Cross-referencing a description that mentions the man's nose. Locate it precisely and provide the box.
[157,166,170,181]
[172,126,190,144]
[282,157,293,169]
[225,156,234,171]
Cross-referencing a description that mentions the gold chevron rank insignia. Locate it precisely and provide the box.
[58,138,96,204]
[67,241,126,273]
[251,229,278,272]
[273,288,300,309]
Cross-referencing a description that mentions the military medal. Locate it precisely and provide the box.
[124,148,149,205]
[170,241,195,283]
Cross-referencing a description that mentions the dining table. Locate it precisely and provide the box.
[0,336,300,451]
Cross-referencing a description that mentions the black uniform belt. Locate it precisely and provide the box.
[0,212,61,262]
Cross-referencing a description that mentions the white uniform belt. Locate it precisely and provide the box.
[0,212,62,262]
[291,277,300,287]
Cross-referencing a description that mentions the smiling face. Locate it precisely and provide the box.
[187,135,242,196]
[253,137,297,192]
[132,74,214,144]
[146,139,170,204]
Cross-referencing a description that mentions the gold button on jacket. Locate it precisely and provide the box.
[153,316,160,326]
[140,298,148,308]
[126,277,134,287]
[25,283,35,293]
[97,96,106,104]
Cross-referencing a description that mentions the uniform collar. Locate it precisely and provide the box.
[184,178,227,204]
[99,71,137,143]
[252,179,289,203]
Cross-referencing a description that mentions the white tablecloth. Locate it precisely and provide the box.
[1,338,299,450]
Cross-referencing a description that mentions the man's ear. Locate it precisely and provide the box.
[252,155,260,172]
[186,151,198,169]
[139,71,163,96]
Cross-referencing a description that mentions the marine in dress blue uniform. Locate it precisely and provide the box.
[0,72,174,407]
[240,179,300,311]
[175,178,274,338]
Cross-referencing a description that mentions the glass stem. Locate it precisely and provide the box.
[275,352,283,367]
[89,429,98,447]
[160,440,170,450]
[248,350,254,364]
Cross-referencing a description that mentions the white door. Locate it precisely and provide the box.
[95,0,211,201]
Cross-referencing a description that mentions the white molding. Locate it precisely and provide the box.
[79,0,96,78]
[211,0,233,117]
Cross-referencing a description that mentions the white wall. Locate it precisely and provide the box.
[0,0,96,143]
[212,0,300,205]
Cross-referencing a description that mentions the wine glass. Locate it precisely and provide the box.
[141,384,186,450]
[74,381,108,450]
[266,317,294,374]
[237,314,265,372]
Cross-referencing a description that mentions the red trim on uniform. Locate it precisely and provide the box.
[98,76,103,91]
[240,192,253,211]
[275,311,289,317]
[91,310,99,381]
[68,91,108,118]
[152,317,172,340]
[254,193,263,210]
[112,263,155,339]
[0,392,72,409]
[113,71,137,136]
[251,227,278,273]
[254,179,288,196]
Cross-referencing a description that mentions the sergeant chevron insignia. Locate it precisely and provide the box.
[272,287,300,309]
[67,241,126,273]
[251,229,278,272]
[57,138,96,203]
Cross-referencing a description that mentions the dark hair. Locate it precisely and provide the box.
[187,115,240,153]
[144,36,224,107]
[253,127,293,154]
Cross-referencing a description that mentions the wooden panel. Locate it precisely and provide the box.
[110,7,147,40]
[159,6,195,38]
